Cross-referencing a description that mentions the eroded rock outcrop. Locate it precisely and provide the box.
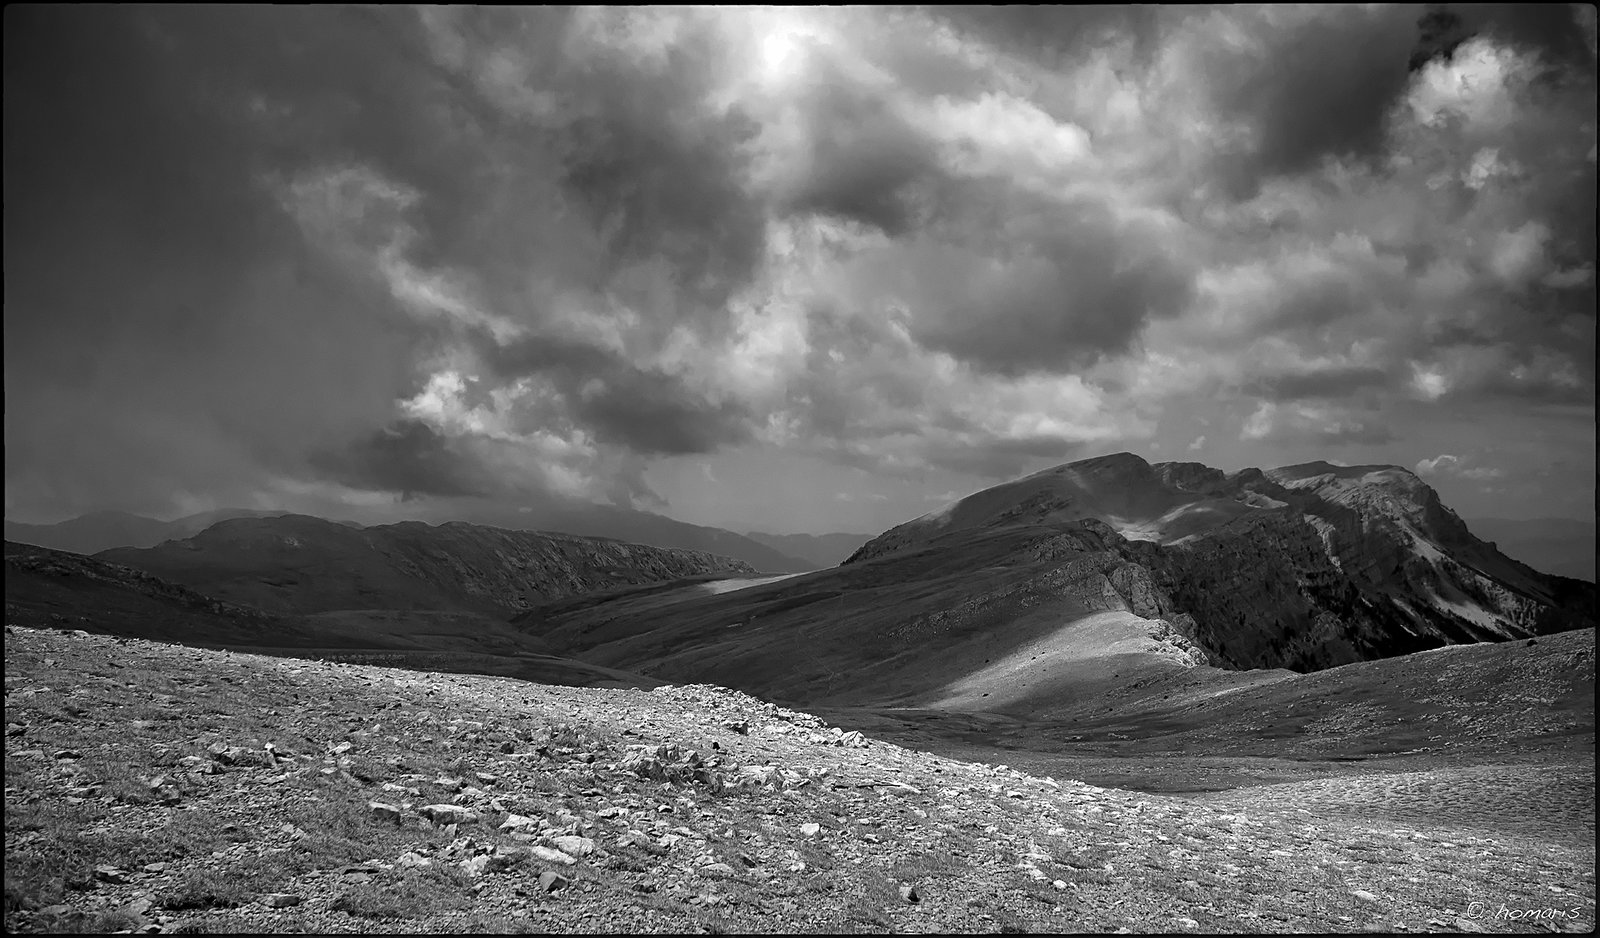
[846,453,1596,673]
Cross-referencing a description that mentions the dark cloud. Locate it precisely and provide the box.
[1452,3,1598,70]
[892,191,1196,376]
[1206,5,1420,199]
[1319,422,1398,446]
[925,435,1090,481]
[574,370,752,456]
[480,332,753,457]
[1207,5,1594,201]
[781,53,939,235]
[1243,367,1395,402]
[4,6,1592,528]
[4,6,429,517]
[927,5,1173,67]
[1409,5,1477,72]
[4,6,778,519]
[310,421,495,500]
[533,17,770,330]
[479,333,617,380]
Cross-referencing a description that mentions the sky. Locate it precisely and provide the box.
[4,4,1596,535]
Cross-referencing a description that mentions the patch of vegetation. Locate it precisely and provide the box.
[4,801,102,915]
[166,914,281,934]
[13,905,148,935]
[329,868,472,920]
[285,788,444,869]
[158,866,252,910]
[889,846,967,883]
[437,912,543,934]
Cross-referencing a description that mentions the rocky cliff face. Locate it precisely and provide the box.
[98,516,758,615]
[846,454,1596,672]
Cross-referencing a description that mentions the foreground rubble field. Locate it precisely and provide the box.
[5,626,1594,934]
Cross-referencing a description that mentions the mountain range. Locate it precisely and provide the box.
[844,453,1593,671]
[742,531,874,569]
[4,504,830,574]
[4,453,1593,711]
[93,514,757,617]
[3,508,301,556]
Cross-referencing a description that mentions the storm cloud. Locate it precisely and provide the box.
[4,5,1594,532]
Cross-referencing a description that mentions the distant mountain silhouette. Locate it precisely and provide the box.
[742,531,873,569]
[97,514,758,616]
[455,502,815,574]
[5,502,812,574]
[3,508,296,554]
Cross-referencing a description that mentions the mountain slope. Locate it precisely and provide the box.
[514,519,1219,712]
[97,515,757,616]
[3,540,668,691]
[451,502,815,574]
[845,453,1595,671]
[4,540,312,647]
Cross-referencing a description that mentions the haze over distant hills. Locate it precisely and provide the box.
[95,514,756,616]
[7,452,1592,711]
[742,531,874,569]
[5,503,817,574]
[2,508,300,555]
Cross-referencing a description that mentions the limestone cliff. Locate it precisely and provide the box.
[846,453,1595,672]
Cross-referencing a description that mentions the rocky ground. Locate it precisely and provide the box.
[5,625,1595,934]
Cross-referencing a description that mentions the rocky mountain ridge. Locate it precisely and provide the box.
[846,453,1595,672]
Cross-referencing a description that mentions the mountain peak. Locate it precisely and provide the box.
[1269,460,1410,482]
[1067,451,1152,472]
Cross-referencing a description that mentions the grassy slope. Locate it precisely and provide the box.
[4,541,667,693]
[514,523,1217,709]
[509,525,1593,796]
